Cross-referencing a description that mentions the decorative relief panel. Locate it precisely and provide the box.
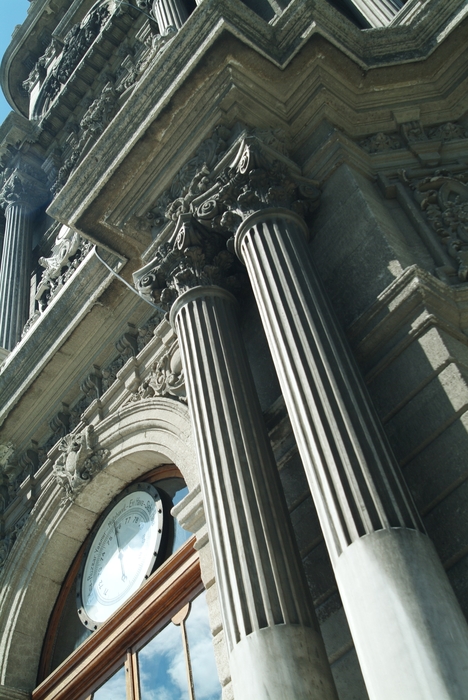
[53,425,109,504]
[359,120,468,155]
[26,3,111,119]
[401,167,468,282]
[22,227,93,338]
[126,342,186,403]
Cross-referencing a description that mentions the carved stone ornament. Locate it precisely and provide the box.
[0,443,16,512]
[0,174,38,210]
[360,132,402,153]
[126,342,186,404]
[402,167,468,281]
[52,82,118,195]
[134,213,245,309]
[35,3,111,115]
[53,425,109,504]
[34,226,92,309]
[136,135,320,306]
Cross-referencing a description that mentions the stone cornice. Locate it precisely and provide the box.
[0,245,125,429]
[46,0,468,247]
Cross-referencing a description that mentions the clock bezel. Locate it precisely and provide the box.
[76,482,167,630]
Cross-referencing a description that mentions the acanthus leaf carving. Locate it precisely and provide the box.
[53,425,109,504]
[135,135,319,308]
[134,213,245,309]
[0,173,43,210]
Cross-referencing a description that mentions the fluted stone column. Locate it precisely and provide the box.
[0,185,35,351]
[135,216,338,700]
[152,0,188,33]
[351,0,403,27]
[235,206,468,700]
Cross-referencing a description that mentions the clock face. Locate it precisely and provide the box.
[77,483,165,629]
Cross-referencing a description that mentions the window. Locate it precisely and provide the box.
[34,466,221,700]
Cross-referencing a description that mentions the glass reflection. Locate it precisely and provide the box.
[93,665,126,700]
[172,485,190,553]
[185,594,222,700]
[139,620,188,700]
[138,593,221,700]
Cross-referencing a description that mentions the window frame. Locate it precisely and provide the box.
[34,466,202,700]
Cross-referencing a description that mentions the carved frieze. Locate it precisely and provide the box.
[360,132,402,153]
[35,4,111,114]
[52,83,118,195]
[359,121,468,154]
[401,167,468,281]
[53,425,109,504]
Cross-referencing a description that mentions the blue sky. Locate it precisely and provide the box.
[0,0,30,123]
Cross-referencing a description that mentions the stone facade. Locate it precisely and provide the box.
[1,0,468,699]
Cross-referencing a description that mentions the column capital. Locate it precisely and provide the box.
[186,136,321,235]
[133,213,245,310]
[0,171,48,212]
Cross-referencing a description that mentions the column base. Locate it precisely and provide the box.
[335,528,468,700]
[230,624,338,700]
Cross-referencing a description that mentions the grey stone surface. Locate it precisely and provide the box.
[2,0,468,698]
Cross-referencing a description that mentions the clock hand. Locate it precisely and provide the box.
[113,520,127,581]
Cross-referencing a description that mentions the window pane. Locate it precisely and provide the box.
[172,485,190,553]
[93,665,126,700]
[138,621,188,700]
[185,594,222,700]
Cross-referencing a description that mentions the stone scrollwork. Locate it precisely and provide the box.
[401,168,468,281]
[136,135,320,308]
[126,342,186,403]
[53,425,109,504]
[134,213,245,309]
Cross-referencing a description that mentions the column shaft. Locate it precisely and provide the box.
[0,204,33,351]
[152,0,188,32]
[171,285,338,700]
[235,208,468,699]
